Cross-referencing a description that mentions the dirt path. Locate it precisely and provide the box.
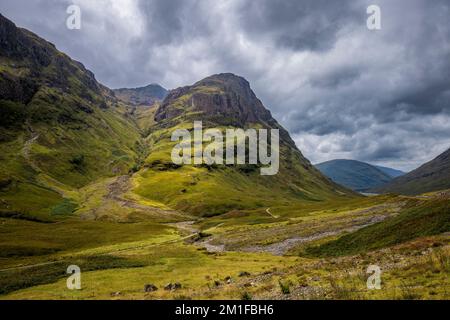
[166,221,227,253]
[103,175,189,220]
[166,221,198,234]
[22,132,40,172]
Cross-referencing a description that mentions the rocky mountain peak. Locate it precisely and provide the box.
[154,73,272,126]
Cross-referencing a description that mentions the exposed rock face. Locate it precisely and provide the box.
[155,73,272,125]
[144,284,158,292]
[114,84,167,106]
[0,14,141,190]
[155,73,298,149]
[0,13,108,105]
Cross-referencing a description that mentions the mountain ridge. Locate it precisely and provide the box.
[372,148,450,195]
[113,83,167,107]
[315,159,393,192]
[373,165,405,178]
[0,13,142,217]
[133,72,356,215]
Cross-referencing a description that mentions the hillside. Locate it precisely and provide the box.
[315,159,393,192]
[0,14,353,219]
[0,14,142,217]
[306,193,450,257]
[374,165,405,178]
[373,148,450,195]
[131,73,355,216]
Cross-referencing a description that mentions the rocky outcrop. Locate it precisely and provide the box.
[0,13,105,105]
[114,84,167,106]
[155,73,272,126]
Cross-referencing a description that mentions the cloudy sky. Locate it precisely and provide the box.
[1,0,449,171]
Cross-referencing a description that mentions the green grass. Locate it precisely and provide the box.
[2,243,299,300]
[0,255,146,295]
[0,218,177,268]
[50,199,78,216]
[306,199,450,257]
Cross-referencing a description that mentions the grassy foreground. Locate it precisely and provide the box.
[0,183,448,300]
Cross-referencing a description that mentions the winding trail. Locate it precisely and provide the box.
[22,132,40,172]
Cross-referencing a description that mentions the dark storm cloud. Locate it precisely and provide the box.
[0,0,449,171]
[236,0,363,51]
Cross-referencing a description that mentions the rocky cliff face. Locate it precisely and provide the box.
[0,14,140,196]
[154,73,298,149]
[0,13,113,111]
[155,73,272,125]
[114,84,167,106]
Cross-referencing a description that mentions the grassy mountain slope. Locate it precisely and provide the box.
[316,159,392,192]
[132,74,355,216]
[0,14,142,217]
[373,148,450,195]
[306,193,450,257]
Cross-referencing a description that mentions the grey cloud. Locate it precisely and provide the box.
[0,0,449,171]
[236,0,363,51]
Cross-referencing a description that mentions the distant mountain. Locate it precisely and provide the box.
[373,165,405,178]
[315,159,393,192]
[373,148,450,195]
[114,84,167,106]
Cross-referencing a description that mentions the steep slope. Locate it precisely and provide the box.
[374,165,405,178]
[315,159,393,192]
[0,14,142,217]
[132,73,355,216]
[113,85,167,134]
[0,13,355,219]
[113,84,167,106]
[306,193,450,257]
[373,148,450,195]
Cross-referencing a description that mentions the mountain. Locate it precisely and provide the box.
[373,148,450,195]
[374,165,405,178]
[315,159,393,192]
[132,73,355,216]
[0,14,142,216]
[0,14,353,219]
[113,84,167,106]
[113,84,167,134]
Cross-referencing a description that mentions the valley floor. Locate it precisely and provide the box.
[0,175,449,300]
